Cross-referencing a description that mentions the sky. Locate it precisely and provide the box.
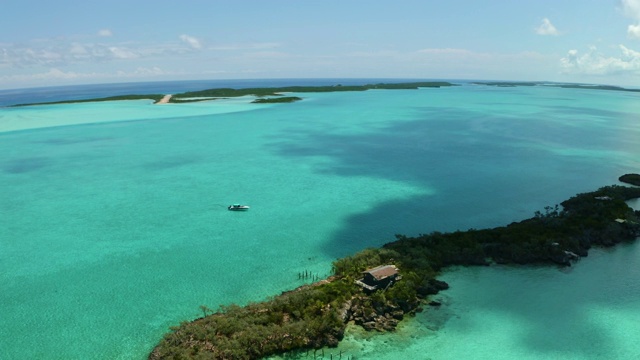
[2,0,640,89]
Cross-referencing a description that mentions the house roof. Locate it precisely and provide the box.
[363,265,399,281]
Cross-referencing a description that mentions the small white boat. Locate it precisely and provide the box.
[228,204,250,211]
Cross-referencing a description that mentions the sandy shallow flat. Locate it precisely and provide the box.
[0,96,262,133]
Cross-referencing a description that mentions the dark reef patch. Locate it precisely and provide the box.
[3,157,51,174]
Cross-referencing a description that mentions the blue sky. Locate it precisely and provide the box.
[2,0,640,89]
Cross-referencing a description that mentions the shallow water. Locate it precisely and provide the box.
[320,242,640,360]
[1,80,639,359]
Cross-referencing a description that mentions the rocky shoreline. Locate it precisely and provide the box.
[348,278,450,332]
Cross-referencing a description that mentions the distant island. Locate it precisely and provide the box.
[8,82,453,107]
[472,81,640,93]
[149,179,640,359]
[251,96,302,104]
[10,81,639,108]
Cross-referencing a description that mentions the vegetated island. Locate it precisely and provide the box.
[620,173,640,186]
[473,81,640,93]
[8,82,453,107]
[149,179,640,360]
[8,94,168,107]
[251,96,302,104]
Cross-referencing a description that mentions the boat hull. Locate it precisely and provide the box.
[228,205,250,211]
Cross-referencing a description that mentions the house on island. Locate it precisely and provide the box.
[595,196,612,201]
[355,264,402,292]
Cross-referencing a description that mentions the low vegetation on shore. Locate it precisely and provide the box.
[10,94,166,107]
[150,181,640,360]
[9,82,452,107]
[172,82,452,100]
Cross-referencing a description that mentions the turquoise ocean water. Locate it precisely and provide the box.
[1,80,639,359]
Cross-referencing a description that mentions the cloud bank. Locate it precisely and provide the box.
[0,66,175,86]
[561,45,640,75]
[0,34,208,69]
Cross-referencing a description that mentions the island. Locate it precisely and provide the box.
[620,173,640,186]
[9,81,640,108]
[149,182,640,359]
[8,94,167,107]
[251,96,302,104]
[8,82,453,107]
[472,81,640,93]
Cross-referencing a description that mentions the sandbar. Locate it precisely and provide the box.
[0,97,259,133]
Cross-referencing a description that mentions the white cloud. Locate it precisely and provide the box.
[621,0,640,40]
[621,0,640,20]
[536,18,559,36]
[0,66,177,86]
[108,46,138,59]
[7,68,97,81]
[0,40,175,67]
[621,43,640,58]
[629,23,640,39]
[1,35,283,73]
[98,29,113,37]
[560,45,640,75]
[179,34,202,49]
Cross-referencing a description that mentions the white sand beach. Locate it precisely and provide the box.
[156,94,172,104]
